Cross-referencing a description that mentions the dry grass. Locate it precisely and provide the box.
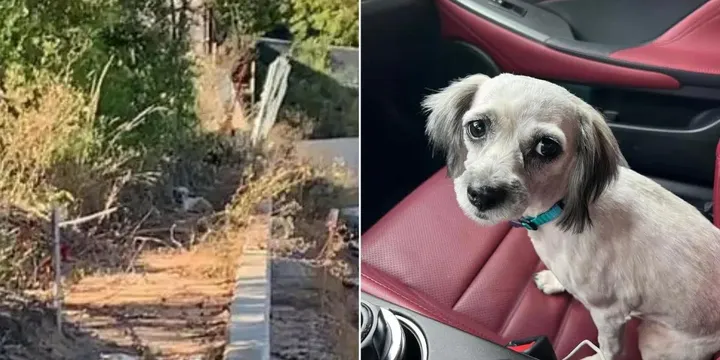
[51,147,354,359]
[0,59,246,291]
[0,40,356,272]
[0,35,357,359]
[194,40,256,135]
[0,70,94,214]
[0,65,147,289]
[194,57,236,134]
[0,48,350,291]
[260,144,357,282]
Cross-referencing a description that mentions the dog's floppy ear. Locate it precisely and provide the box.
[422,74,489,178]
[558,103,626,233]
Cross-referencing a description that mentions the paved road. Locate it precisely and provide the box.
[295,137,359,178]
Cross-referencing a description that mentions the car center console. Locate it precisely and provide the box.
[361,293,537,360]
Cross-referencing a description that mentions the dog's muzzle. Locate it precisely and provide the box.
[467,185,508,211]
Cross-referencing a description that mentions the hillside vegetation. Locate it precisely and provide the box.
[0,0,358,289]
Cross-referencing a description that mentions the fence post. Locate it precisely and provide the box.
[51,207,63,334]
[251,55,291,146]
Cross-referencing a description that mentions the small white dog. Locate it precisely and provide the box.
[172,186,214,215]
[423,73,720,360]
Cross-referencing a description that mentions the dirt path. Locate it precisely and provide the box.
[0,292,132,360]
[60,222,267,360]
[1,139,357,360]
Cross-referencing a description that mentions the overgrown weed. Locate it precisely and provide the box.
[0,2,358,294]
[0,58,248,289]
[0,59,355,291]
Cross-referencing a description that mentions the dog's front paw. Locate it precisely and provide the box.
[533,270,566,295]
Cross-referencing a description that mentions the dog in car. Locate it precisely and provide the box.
[423,73,720,360]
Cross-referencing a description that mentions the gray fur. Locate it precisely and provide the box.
[557,101,627,234]
[423,73,720,360]
[422,74,489,178]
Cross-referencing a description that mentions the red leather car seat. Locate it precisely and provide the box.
[714,140,720,228]
[362,170,648,360]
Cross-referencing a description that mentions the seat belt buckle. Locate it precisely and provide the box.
[506,335,557,360]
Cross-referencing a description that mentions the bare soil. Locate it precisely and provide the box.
[0,138,357,360]
[0,290,132,360]
[270,257,358,360]
[61,222,267,359]
[0,221,267,360]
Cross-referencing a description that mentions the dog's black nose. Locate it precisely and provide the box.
[467,186,508,211]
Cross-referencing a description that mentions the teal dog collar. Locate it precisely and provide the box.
[510,202,564,231]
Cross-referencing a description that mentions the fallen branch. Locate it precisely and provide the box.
[126,207,157,239]
[132,236,181,249]
[59,207,118,227]
[133,226,194,236]
[125,239,148,273]
[123,208,158,272]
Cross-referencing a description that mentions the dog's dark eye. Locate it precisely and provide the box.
[466,120,486,139]
[534,138,561,158]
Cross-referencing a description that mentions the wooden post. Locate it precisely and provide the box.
[51,207,63,334]
[250,59,256,105]
[209,5,216,58]
[204,5,212,55]
[251,55,291,146]
[170,0,177,40]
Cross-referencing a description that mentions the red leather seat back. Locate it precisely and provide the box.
[715,140,720,227]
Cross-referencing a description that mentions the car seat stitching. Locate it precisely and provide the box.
[655,5,720,45]
[439,4,517,71]
[552,297,574,350]
[451,225,512,308]
[364,273,505,342]
[498,259,543,336]
[363,274,452,325]
[554,298,572,344]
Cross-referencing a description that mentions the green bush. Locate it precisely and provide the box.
[0,0,197,154]
[212,0,358,47]
[215,0,358,138]
[289,0,358,47]
[0,0,109,77]
[212,0,290,37]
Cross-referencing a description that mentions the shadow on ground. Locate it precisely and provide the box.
[0,292,139,360]
[269,173,358,360]
[270,259,357,360]
[56,221,273,360]
[63,300,228,359]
